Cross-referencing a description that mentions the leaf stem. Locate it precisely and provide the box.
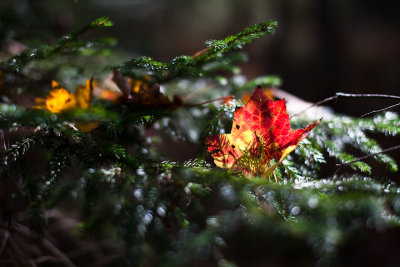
[186,96,234,107]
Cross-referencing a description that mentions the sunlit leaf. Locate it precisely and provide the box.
[35,79,93,113]
[205,86,321,177]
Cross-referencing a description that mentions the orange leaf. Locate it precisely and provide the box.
[34,79,99,132]
[35,79,93,113]
[241,88,273,103]
[75,79,93,109]
[205,86,321,177]
[129,75,150,94]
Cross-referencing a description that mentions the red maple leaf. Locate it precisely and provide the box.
[205,86,321,178]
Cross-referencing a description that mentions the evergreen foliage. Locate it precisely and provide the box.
[1,17,400,266]
[1,17,114,74]
[116,21,277,83]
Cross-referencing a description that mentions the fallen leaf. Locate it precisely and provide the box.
[129,75,150,94]
[75,79,92,109]
[241,88,273,103]
[112,70,182,109]
[35,79,93,113]
[35,79,99,132]
[112,70,132,100]
[205,86,321,178]
[91,75,122,103]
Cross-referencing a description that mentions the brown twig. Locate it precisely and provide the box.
[187,96,234,107]
[293,92,400,117]
[40,238,76,267]
[289,91,400,170]
[13,223,76,267]
[7,234,36,266]
[191,47,210,58]
[335,92,400,99]
[292,95,337,117]
[336,144,400,167]
[361,102,400,117]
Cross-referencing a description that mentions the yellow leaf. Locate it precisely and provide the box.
[128,75,150,94]
[262,145,297,179]
[34,79,99,132]
[45,82,76,113]
[75,79,93,109]
[35,79,93,113]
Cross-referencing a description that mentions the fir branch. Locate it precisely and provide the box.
[3,15,400,267]
[187,96,234,107]
[1,130,45,168]
[194,20,278,62]
[294,92,400,117]
[39,149,71,199]
[336,144,400,168]
[0,17,113,73]
[117,20,278,82]
[71,17,113,37]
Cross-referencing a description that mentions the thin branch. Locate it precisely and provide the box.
[13,223,76,267]
[187,96,234,107]
[40,238,76,267]
[336,145,400,167]
[7,234,36,267]
[336,92,400,99]
[292,95,338,117]
[361,102,400,117]
[293,92,400,117]
[191,47,210,58]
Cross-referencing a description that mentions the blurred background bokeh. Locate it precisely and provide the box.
[2,2,400,266]
[1,0,400,116]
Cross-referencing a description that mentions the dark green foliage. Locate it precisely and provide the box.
[290,112,399,175]
[117,21,278,83]
[1,17,114,74]
[1,17,400,267]
[200,20,278,61]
